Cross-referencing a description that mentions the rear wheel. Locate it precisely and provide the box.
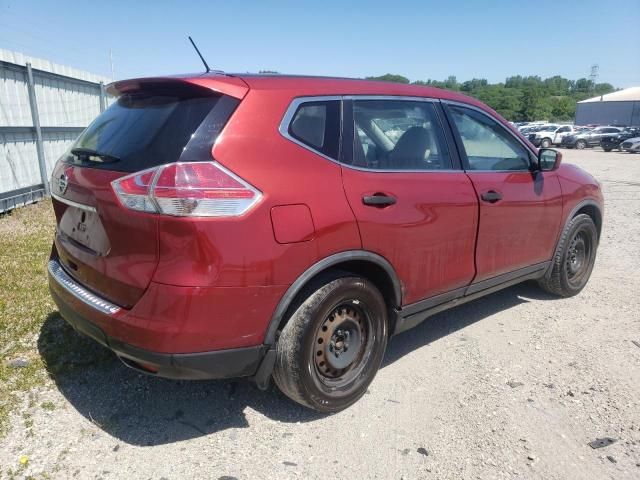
[541,138,552,148]
[538,214,598,297]
[273,274,388,412]
[575,139,587,150]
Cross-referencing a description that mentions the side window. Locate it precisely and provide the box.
[449,105,532,171]
[557,126,570,133]
[351,100,452,170]
[288,101,340,159]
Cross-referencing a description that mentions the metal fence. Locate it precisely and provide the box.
[0,49,112,213]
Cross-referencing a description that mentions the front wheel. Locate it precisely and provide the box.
[575,140,587,150]
[541,138,552,148]
[538,214,598,297]
[273,274,388,412]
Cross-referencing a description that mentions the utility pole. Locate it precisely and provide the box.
[109,49,115,80]
[589,64,599,91]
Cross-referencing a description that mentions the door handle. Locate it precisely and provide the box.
[480,190,502,203]
[362,193,397,207]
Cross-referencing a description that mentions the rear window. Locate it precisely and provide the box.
[66,90,225,172]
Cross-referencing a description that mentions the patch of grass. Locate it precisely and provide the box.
[0,200,56,435]
[0,200,114,437]
[40,401,55,411]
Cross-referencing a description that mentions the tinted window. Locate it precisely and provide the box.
[351,100,451,170]
[289,101,340,159]
[449,106,531,171]
[68,92,222,172]
[557,126,571,133]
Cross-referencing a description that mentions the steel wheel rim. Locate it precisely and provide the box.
[566,229,592,287]
[313,302,373,387]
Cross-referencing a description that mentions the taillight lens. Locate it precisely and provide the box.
[111,162,262,217]
[111,168,157,213]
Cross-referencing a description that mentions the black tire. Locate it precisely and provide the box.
[273,274,388,412]
[602,146,612,152]
[575,140,587,150]
[538,214,598,297]
[541,138,552,148]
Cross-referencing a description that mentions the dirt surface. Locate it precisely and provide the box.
[1,148,639,479]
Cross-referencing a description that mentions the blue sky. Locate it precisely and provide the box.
[1,0,638,87]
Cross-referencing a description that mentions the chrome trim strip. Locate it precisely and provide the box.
[51,192,97,213]
[279,94,461,174]
[342,95,438,102]
[341,166,462,174]
[48,259,121,315]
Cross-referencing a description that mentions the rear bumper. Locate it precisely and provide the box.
[48,258,275,380]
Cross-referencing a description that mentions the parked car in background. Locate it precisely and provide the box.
[600,127,640,152]
[518,121,547,133]
[528,124,578,148]
[520,124,548,136]
[620,136,640,153]
[561,126,623,149]
[47,73,604,412]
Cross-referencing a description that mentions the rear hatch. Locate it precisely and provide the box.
[51,78,243,308]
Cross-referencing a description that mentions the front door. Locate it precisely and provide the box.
[554,126,571,144]
[340,98,478,305]
[445,103,563,283]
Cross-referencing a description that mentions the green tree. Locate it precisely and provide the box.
[361,73,618,121]
[365,73,410,84]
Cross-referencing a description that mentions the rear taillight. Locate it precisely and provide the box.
[111,162,261,217]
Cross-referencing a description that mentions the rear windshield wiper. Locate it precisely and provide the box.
[71,148,120,163]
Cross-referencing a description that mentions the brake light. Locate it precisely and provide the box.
[111,168,157,213]
[111,162,262,217]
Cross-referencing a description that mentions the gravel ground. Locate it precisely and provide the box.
[1,148,639,479]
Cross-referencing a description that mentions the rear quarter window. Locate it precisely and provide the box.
[287,101,341,160]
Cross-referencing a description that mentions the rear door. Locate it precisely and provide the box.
[51,82,239,307]
[340,98,478,305]
[444,103,563,282]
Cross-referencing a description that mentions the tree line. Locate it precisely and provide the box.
[365,74,616,122]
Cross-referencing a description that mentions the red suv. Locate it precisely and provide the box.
[48,74,603,412]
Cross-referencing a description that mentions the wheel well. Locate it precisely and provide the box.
[275,260,401,339]
[575,204,602,239]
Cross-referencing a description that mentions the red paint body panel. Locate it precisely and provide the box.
[51,162,158,308]
[151,91,363,287]
[466,171,563,281]
[341,170,478,304]
[555,163,604,230]
[49,74,603,360]
[270,204,315,244]
[107,74,250,99]
[49,275,286,353]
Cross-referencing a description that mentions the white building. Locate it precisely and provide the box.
[575,87,640,127]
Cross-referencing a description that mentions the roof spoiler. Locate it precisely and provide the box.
[106,74,249,99]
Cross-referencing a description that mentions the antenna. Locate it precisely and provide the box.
[188,36,211,73]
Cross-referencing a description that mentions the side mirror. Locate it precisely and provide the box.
[537,148,562,171]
